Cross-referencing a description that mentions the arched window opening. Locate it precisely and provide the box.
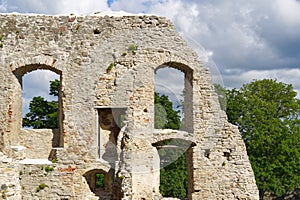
[12,65,64,160]
[153,138,195,199]
[154,63,193,132]
[155,67,184,130]
[83,169,117,199]
[154,63,193,199]
[22,70,59,129]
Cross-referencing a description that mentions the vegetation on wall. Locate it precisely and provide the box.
[0,35,3,48]
[36,183,47,192]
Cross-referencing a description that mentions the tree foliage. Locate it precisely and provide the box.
[154,92,181,129]
[22,79,60,129]
[159,151,187,198]
[95,173,105,189]
[154,92,187,198]
[226,79,300,198]
[49,79,60,96]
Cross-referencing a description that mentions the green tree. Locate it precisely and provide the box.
[154,92,181,129]
[95,173,105,189]
[154,92,187,198]
[23,79,60,129]
[159,151,187,198]
[226,79,300,198]
[49,79,60,96]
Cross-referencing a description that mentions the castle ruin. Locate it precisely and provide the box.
[0,13,259,199]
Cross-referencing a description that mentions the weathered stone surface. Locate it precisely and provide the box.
[152,129,195,144]
[0,13,259,199]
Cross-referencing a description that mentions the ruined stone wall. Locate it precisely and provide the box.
[0,13,259,199]
[18,129,57,159]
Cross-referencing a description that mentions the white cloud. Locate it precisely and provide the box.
[1,0,109,14]
[155,67,184,112]
[2,0,300,108]
[110,0,300,98]
[222,68,300,97]
[111,0,300,69]
[155,67,184,96]
[22,70,59,115]
[110,0,148,13]
[273,0,300,26]
[0,0,7,12]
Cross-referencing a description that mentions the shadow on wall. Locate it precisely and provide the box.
[98,108,126,166]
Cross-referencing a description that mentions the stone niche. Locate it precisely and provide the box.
[97,107,126,164]
[0,13,259,200]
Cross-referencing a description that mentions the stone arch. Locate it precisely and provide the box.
[83,168,118,199]
[13,64,61,84]
[152,136,196,159]
[12,64,63,129]
[9,55,59,73]
[154,61,193,133]
[9,61,64,160]
[155,61,194,74]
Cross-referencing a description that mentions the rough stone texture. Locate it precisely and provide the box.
[17,129,58,159]
[152,129,194,144]
[0,13,259,199]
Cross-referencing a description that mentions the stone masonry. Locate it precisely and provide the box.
[0,13,259,199]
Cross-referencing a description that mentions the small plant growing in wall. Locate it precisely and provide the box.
[75,24,81,31]
[36,183,47,192]
[128,43,137,55]
[236,177,241,186]
[119,175,125,181]
[45,166,54,172]
[106,62,114,73]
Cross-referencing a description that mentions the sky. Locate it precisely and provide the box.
[1,0,300,113]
